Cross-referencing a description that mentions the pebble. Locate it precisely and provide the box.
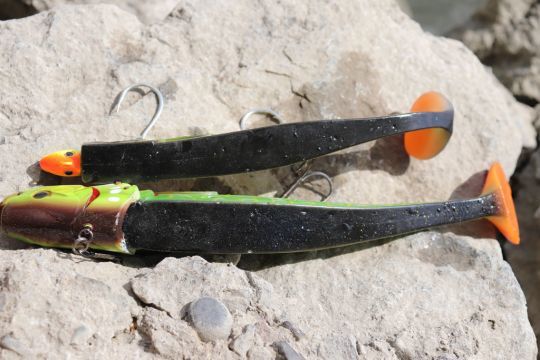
[280,320,305,340]
[272,341,305,360]
[189,296,233,342]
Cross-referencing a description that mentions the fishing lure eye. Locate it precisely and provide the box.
[33,191,51,199]
[65,151,74,157]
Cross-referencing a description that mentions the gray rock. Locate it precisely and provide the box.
[280,320,305,340]
[1,0,178,23]
[189,297,233,342]
[405,0,487,35]
[454,0,540,105]
[273,341,305,360]
[505,148,540,348]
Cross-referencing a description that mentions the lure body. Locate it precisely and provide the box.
[39,92,453,182]
[0,163,519,254]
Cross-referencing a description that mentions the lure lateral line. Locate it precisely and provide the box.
[0,163,519,255]
[39,92,453,183]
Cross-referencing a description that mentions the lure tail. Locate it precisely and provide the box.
[480,162,519,244]
[404,91,453,160]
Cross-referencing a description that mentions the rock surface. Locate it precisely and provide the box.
[507,144,540,349]
[0,0,178,23]
[454,0,540,105]
[0,0,537,358]
[0,234,536,359]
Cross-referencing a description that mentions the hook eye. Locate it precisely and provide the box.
[111,83,164,140]
[239,109,284,130]
[281,171,333,202]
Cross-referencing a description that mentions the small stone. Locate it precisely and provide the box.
[189,297,233,342]
[280,320,305,340]
[230,324,256,356]
[272,341,305,360]
[70,324,92,345]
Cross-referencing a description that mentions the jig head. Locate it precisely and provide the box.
[0,163,519,256]
[39,87,453,183]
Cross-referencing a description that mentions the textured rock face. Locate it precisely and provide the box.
[0,0,178,23]
[455,0,540,105]
[0,235,536,359]
[0,0,537,358]
[508,144,540,347]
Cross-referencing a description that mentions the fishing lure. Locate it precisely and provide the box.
[39,91,453,183]
[0,162,519,256]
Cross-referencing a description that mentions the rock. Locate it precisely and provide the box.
[129,256,294,358]
[130,256,259,317]
[505,148,540,347]
[188,297,233,342]
[454,0,540,105]
[272,341,305,360]
[242,232,537,359]
[0,249,143,358]
[280,320,305,340]
[247,346,275,360]
[230,324,256,356]
[404,0,487,35]
[0,0,536,358]
[137,307,208,359]
[1,0,178,23]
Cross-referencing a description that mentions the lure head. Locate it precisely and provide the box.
[404,92,453,160]
[39,149,81,177]
[0,183,139,253]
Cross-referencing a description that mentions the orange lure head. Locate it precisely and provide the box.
[404,92,453,160]
[39,150,81,177]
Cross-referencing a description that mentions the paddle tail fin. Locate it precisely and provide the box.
[404,92,453,160]
[481,162,520,245]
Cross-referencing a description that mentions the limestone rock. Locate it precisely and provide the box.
[242,232,537,359]
[0,249,144,359]
[1,0,178,23]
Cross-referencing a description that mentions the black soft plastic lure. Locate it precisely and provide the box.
[39,92,453,183]
[0,163,519,255]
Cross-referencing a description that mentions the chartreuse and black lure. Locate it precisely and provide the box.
[0,163,519,255]
[39,92,453,183]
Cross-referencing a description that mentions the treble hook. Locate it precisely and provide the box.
[281,171,334,201]
[111,83,164,139]
[239,109,284,130]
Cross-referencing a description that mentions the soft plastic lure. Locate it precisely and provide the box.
[0,163,518,255]
[39,92,453,183]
